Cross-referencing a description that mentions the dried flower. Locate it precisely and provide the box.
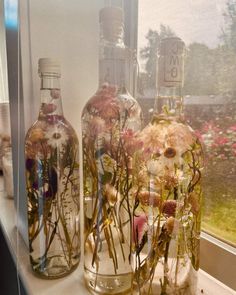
[121,129,143,155]
[146,159,163,175]
[50,89,60,99]
[28,128,44,143]
[138,123,166,155]
[138,191,161,207]
[104,184,119,206]
[166,121,195,154]
[88,116,106,137]
[164,147,177,159]
[133,215,147,244]
[162,174,179,190]
[188,192,200,215]
[45,126,68,148]
[86,84,119,121]
[26,158,35,171]
[165,216,179,234]
[45,115,64,125]
[43,167,58,199]
[162,200,177,217]
[41,103,57,114]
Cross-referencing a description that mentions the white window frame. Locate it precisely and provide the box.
[4,0,236,290]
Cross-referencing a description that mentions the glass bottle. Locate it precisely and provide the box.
[82,7,142,294]
[25,58,80,279]
[132,38,203,294]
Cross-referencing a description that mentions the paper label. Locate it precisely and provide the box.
[159,39,184,87]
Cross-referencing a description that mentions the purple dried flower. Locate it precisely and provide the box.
[162,200,177,217]
[26,158,35,171]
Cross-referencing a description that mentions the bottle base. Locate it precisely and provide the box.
[31,254,80,279]
[84,267,132,295]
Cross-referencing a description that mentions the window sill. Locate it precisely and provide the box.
[0,179,235,295]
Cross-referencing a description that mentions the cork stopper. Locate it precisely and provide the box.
[38,58,61,77]
[158,37,185,88]
[99,6,124,24]
[159,37,185,56]
[99,7,124,43]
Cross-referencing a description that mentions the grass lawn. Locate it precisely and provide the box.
[202,161,236,246]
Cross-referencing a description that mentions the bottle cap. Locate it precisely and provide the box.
[99,6,124,23]
[158,37,185,88]
[159,37,185,56]
[38,58,61,76]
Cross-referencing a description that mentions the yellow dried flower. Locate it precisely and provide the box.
[104,184,119,206]
[29,128,44,143]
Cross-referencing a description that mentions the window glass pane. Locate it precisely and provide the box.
[137,0,236,246]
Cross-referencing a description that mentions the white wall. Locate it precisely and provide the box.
[20,0,104,132]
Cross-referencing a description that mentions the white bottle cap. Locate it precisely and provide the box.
[38,58,61,76]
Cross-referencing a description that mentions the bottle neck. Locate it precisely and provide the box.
[39,74,63,119]
[100,19,125,47]
[153,86,184,120]
[99,21,129,89]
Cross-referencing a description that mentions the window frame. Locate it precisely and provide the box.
[133,0,236,290]
[4,0,236,290]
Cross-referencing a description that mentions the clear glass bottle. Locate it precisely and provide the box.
[25,58,80,279]
[82,7,142,294]
[132,38,203,294]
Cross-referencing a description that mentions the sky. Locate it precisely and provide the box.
[138,0,227,51]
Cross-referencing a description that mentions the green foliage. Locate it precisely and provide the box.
[221,0,236,50]
[139,1,236,97]
[184,43,218,95]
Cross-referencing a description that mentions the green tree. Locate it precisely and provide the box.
[184,43,217,95]
[221,0,236,50]
[140,25,176,88]
[218,0,236,97]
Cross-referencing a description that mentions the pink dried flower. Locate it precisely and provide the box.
[121,129,143,155]
[87,84,118,118]
[88,116,106,137]
[121,129,135,141]
[41,103,57,114]
[133,215,147,244]
[50,89,60,99]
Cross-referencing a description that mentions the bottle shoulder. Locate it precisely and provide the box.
[25,115,79,144]
[82,85,141,118]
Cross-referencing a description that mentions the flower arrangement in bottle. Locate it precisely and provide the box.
[25,58,80,278]
[82,7,142,294]
[132,38,204,294]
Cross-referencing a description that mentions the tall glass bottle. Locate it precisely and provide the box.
[132,38,203,294]
[82,7,142,294]
[25,58,80,278]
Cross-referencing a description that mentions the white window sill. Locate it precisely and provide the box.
[0,179,235,295]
